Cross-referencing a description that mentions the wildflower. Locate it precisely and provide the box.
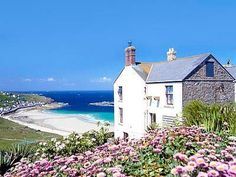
[97,172,106,177]
[153,148,162,153]
[209,161,219,168]
[188,161,197,167]
[196,158,205,165]
[207,169,219,177]
[228,165,236,175]
[171,166,185,175]
[174,153,188,161]
[184,165,194,172]
[216,163,228,172]
[84,162,91,168]
[103,157,112,163]
[197,172,208,177]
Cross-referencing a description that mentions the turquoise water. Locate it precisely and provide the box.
[34,91,114,123]
[50,109,114,123]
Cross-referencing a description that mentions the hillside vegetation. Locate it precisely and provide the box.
[0,118,60,151]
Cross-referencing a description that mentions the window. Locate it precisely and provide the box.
[118,86,123,101]
[119,108,123,123]
[166,86,173,105]
[206,62,214,77]
[150,113,156,124]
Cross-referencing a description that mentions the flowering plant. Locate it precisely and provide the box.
[5,126,236,177]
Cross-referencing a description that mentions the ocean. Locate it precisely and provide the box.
[23,91,114,123]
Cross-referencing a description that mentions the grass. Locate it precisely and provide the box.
[0,117,61,151]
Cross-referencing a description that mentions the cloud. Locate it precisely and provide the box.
[23,78,32,82]
[91,76,112,83]
[47,77,55,82]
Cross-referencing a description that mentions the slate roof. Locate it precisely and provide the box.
[226,66,236,79]
[144,53,211,83]
[132,65,149,81]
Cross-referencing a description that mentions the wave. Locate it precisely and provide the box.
[89,101,114,107]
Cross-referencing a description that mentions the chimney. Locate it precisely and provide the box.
[125,41,136,66]
[224,59,232,68]
[167,48,176,61]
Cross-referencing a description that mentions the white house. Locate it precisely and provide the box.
[114,42,235,139]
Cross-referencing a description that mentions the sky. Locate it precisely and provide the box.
[0,0,236,91]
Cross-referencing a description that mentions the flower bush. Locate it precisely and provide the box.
[5,126,236,177]
[35,123,113,159]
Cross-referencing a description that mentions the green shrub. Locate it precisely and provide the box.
[0,144,33,175]
[0,151,13,175]
[183,100,236,135]
[35,124,113,159]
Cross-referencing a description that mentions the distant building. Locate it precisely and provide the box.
[114,42,235,139]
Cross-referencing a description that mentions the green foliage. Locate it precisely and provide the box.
[146,123,159,131]
[183,100,236,135]
[36,124,113,159]
[9,144,34,162]
[0,151,13,175]
[0,144,34,175]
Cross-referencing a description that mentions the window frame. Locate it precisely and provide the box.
[166,85,173,105]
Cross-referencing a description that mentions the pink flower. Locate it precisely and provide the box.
[188,161,197,168]
[174,153,188,161]
[197,172,208,177]
[216,163,228,172]
[171,166,185,175]
[103,157,112,163]
[196,158,205,166]
[97,172,106,177]
[207,169,219,177]
[209,161,219,168]
[184,165,194,172]
[228,165,236,175]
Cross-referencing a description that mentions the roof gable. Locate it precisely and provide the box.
[146,53,211,83]
[226,66,236,79]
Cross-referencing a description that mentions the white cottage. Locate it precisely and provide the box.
[114,42,235,139]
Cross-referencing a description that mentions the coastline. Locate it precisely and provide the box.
[1,103,114,136]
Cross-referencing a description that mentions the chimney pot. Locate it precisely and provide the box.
[167,48,177,61]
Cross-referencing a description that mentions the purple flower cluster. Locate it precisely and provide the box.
[5,126,236,177]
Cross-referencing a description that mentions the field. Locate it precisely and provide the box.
[0,117,61,151]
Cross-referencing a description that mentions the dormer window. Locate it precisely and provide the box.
[206,62,214,77]
[118,86,123,101]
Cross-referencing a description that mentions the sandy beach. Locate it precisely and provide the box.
[2,103,114,136]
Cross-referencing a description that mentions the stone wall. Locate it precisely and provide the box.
[182,58,235,106]
[182,81,235,106]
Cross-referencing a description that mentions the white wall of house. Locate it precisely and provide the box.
[114,66,146,139]
[146,82,183,127]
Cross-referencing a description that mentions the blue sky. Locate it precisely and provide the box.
[0,0,236,91]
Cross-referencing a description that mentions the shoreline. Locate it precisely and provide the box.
[1,103,114,136]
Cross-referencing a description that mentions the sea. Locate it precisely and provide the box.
[20,91,114,123]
